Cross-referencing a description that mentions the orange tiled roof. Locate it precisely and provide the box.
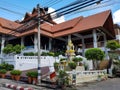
[53,10,114,37]
[0,17,21,30]
[0,10,115,38]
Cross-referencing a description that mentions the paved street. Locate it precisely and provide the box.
[0,78,53,90]
[76,78,120,90]
[0,78,120,90]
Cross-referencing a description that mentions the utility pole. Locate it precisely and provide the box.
[37,4,41,84]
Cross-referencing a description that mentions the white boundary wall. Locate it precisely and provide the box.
[14,55,60,71]
[67,69,107,84]
[3,55,93,71]
[3,55,60,71]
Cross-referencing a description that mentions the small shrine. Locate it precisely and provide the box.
[66,40,75,61]
[58,40,76,70]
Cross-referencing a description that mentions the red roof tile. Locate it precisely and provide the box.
[0,10,115,39]
[52,16,83,32]
[53,10,113,37]
[0,17,21,30]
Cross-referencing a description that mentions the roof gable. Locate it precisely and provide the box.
[52,16,83,32]
[0,17,21,30]
[74,10,111,31]
[53,10,113,37]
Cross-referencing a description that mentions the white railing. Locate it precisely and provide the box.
[3,55,15,65]
[67,69,107,84]
[2,55,60,71]
[14,55,60,71]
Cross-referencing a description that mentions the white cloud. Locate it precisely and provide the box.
[113,9,120,24]
[48,7,65,24]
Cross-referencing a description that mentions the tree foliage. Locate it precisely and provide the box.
[85,48,105,61]
[106,40,120,50]
[13,44,24,54]
[2,44,13,54]
[3,44,24,54]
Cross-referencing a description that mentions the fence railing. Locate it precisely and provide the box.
[67,69,107,84]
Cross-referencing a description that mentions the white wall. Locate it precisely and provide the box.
[3,55,93,71]
[14,55,60,71]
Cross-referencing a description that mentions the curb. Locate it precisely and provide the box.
[3,83,34,90]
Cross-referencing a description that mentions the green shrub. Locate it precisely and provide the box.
[2,44,13,54]
[10,70,22,75]
[58,70,69,86]
[60,58,67,61]
[41,52,48,56]
[85,48,105,69]
[73,57,83,62]
[3,44,24,54]
[54,62,59,71]
[23,52,34,56]
[47,52,54,56]
[85,48,105,61]
[0,69,7,74]
[106,40,120,50]
[0,63,14,71]
[30,71,38,78]
[68,62,77,69]
[54,52,60,57]
[13,44,25,54]
[112,67,118,75]
[26,71,38,78]
[26,71,33,77]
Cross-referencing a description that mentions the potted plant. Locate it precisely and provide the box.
[26,71,33,84]
[54,62,59,72]
[10,70,22,81]
[68,62,77,70]
[30,71,38,84]
[60,58,67,65]
[0,69,7,78]
[97,75,102,81]
[58,70,69,89]
[73,57,83,66]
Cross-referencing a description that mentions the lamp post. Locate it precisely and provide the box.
[37,4,41,84]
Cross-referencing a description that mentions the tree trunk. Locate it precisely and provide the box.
[93,60,98,70]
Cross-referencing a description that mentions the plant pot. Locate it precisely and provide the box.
[1,74,6,78]
[62,85,66,90]
[79,63,83,66]
[28,77,32,84]
[11,75,15,80]
[32,77,37,84]
[15,75,21,81]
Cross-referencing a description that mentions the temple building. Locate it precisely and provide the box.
[0,8,120,57]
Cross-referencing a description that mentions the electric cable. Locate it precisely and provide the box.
[0,6,24,16]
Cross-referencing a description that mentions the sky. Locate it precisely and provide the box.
[0,0,120,24]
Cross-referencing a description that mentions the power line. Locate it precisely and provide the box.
[38,0,118,27]
[0,6,24,16]
[14,0,103,33]
[14,0,117,34]
[47,0,63,7]
[57,0,103,17]
[66,0,119,18]
[42,0,102,19]
[0,0,30,11]
[42,0,98,18]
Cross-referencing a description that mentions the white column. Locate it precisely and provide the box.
[49,38,52,51]
[103,34,109,59]
[68,35,71,42]
[1,35,5,56]
[34,33,38,52]
[82,38,85,57]
[93,30,97,48]
[21,37,24,46]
